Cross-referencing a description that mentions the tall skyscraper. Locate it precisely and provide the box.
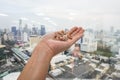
[23,24,28,33]
[80,30,97,52]
[110,26,114,33]
[40,25,46,36]
[80,36,83,43]
[17,19,22,41]
[32,26,38,35]
[11,26,17,36]
[19,19,22,30]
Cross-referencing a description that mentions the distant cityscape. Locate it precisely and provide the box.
[0,19,120,80]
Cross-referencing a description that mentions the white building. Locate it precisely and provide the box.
[8,32,14,41]
[49,69,63,77]
[23,32,28,42]
[80,30,97,52]
[111,45,120,54]
[3,33,8,41]
[111,64,120,78]
[102,36,116,47]
[3,72,20,80]
[50,54,74,69]
[3,72,52,80]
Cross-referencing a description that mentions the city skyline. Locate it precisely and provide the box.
[0,0,120,32]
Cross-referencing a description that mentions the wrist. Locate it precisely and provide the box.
[32,41,54,59]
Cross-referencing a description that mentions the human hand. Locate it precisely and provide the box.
[39,27,84,56]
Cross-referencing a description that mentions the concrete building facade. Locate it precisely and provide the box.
[81,30,97,52]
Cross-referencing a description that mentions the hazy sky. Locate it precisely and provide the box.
[0,0,120,32]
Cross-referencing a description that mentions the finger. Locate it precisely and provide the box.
[77,28,85,35]
[71,33,84,44]
[70,29,84,44]
[67,35,72,39]
[68,27,78,35]
[76,29,84,39]
[69,28,84,40]
[76,29,84,38]
[71,27,82,37]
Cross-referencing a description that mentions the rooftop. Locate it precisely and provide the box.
[0,45,5,48]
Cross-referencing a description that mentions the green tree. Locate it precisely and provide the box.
[96,46,113,57]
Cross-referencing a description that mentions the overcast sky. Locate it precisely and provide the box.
[0,0,120,32]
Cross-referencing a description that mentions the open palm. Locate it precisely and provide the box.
[41,27,84,56]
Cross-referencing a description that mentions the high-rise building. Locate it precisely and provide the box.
[3,33,8,41]
[110,26,114,33]
[80,30,97,52]
[23,32,28,42]
[7,32,14,41]
[19,19,22,31]
[23,24,29,33]
[40,25,46,36]
[17,19,22,41]
[4,28,9,34]
[79,36,83,43]
[11,26,17,36]
[32,27,38,35]
[0,29,3,35]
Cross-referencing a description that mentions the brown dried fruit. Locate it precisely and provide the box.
[54,30,73,41]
